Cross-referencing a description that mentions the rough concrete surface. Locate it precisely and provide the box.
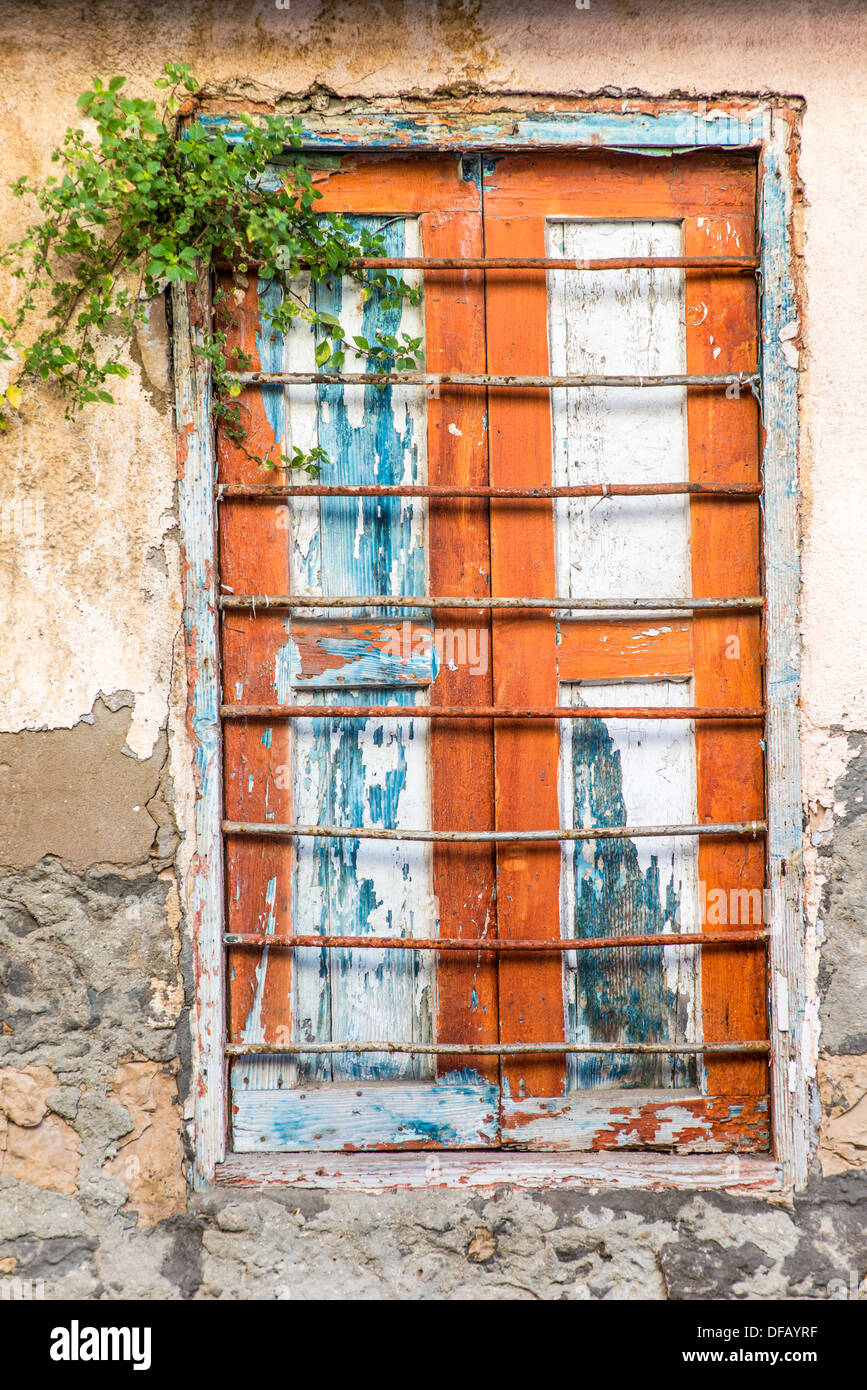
[0,698,172,872]
[0,0,866,1298]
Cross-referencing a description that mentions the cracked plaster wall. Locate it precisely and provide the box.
[0,0,866,1299]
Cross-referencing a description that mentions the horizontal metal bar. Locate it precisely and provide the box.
[220,594,763,613]
[217,481,763,500]
[222,819,766,844]
[230,371,758,389]
[353,256,759,272]
[226,1040,770,1057]
[221,704,764,722]
[224,930,767,953]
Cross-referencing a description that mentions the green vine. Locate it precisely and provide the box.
[0,63,423,473]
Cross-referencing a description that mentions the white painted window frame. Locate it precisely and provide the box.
[172,99,804,1194]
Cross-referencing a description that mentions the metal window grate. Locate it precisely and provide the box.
[220,594,763,612]
[222,819,766,844]
[229,370,758,389]
[217,481,762,499]
[221,704,764,721]
[346,255,760,272]
[224,930,767,952]
[217,247,770,1089]
[226,1041,770,1057]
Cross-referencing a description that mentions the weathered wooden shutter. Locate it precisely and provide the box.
[220,149,768,1155]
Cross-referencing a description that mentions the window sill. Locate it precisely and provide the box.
[214,1150,785,1194]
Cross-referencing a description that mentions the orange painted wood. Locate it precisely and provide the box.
[484,214,566,1102]
[484,150,756,222]
[218,274,293,1049]
[557,620,693,683]
[286,618,432,685]
[423,204,499,1083]
[485,151,766,1149]
[685,211,767,1103]
[224,150,767,1154]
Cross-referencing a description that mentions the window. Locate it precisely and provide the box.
[174,105,803,1189]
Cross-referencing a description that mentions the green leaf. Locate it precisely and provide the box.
[0,62,421,471]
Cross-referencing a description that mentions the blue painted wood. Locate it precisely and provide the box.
[566,711,695,1091]
[281,218,436,1091]
[200,107,769,152]
[232,1077,499,1151]
[256,273,286,445]
[172,273,226,1186]
[286,623,435,687]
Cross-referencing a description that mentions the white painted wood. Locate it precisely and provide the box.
[548,218,690,617]
[279,219,438,1096]
[216,1149,784,1194]
[560,679,699,1090]
[761,113,808,1190]
[172,273,226,1186]
[548,219,700,1105]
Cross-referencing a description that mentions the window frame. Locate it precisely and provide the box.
[172,97,804,1194]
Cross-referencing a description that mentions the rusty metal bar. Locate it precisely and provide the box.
[224,930,767,952]
[222,819,766,843]
[221,704,765,722]
[354,255,759,272]
[220,594,763,613]
[226,1040,770,1057]
[230,370,758,389]
[216,481,763,500]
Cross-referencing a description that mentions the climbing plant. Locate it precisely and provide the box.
[0,62,423,472]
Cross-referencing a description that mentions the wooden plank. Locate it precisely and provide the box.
[684,211,768,1109]
[483,151,756,221]
[546,220,699,1095]
[557,680,699,1093]
[487,153,767,1153]
[172,270,226,1186]
[199,104,771,155]
[232,1079,498,1152]
[286,618,435,688]
[760,113,807,1189]
[485,205,565,1104]
[283,214,435,1089]
[219,273,294,1113]
[501,1091,769,1152]
[216,1149,784,1193]
[557,620,693,683]
[547,219,691,614]
[423,161,499,1086]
